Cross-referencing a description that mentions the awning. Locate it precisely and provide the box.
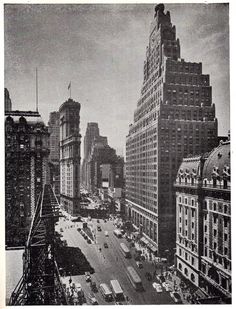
[140,237,148,245]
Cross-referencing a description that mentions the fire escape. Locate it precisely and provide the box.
[9,184,68,305]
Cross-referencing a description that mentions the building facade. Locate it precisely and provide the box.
[175,141,231,302]
[59,98,81,215]
[48,111,60,200]
[125,4,218,255]
[5,111,49,246]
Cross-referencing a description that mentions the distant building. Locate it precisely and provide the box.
[125,4,218,256]
[5,110,49,246]
[59,98,81,215]
[5,88,12,111]
[82,123,108,190]
[175,140,231,302]
[108,156,125,213]
[48,111,60,200]
[87,142,117,194]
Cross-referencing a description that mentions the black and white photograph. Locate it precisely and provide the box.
[3,1,231,306]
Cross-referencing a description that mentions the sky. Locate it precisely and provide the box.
[4,3,230,156]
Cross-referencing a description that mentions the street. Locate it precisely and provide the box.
[56,214,175,305]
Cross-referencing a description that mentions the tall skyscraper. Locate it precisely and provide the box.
[84,122,100,159]
[125,4,218,255]
[5,110,49,246]
[82,122,100,189]
[48,111,60,200]
[59,98,81,215]
[48,111,60,162]
[5,88,12,111]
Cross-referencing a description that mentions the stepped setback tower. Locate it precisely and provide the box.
[125,4,218,255]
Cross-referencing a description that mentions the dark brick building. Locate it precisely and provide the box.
[5,110,49,246]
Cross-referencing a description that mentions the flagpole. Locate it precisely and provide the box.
[70,81,72,99]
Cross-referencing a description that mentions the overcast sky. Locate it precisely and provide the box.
[4,3,229,156]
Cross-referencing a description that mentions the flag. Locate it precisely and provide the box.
[68,82,71,90]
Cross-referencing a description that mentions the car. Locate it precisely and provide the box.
[90,281,97,292]
[60,228,63,232]
[104,242,108,248]
[88,294,98,305]
[97,219,100,223]
[87,238,92,244]
[156,274,165,284]
[75,283,84,297]
[162,282,173,292]
[85,272,91,282]
[170,292,182,304]
[152,282,163,293]
[136,261,143,268]
[145,272,152,281]
[97,225,102,231]
[105,231,109,237]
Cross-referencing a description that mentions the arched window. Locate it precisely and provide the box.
[191,273,195,282]
[184,268,188,276]
[178,263,182,271]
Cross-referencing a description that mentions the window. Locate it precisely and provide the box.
[214,229,217,237]
[179,248,182,256]
[191,274,195,282]
[224,205,227,213]
[213,203,217,211]
[184,268,188,276]
[191,257,195,265]
[224,247,228,255]
[178,263,182,271]
[205,225,207,232]
[224,233,228,241]
[185,252,188,260]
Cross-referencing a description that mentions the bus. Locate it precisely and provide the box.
[120,242,131,258]
[113,229,122,238]
[126,266,143,291]
[100,283,113,301]
[110,280,124,300]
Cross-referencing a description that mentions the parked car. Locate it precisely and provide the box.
[85,272,91,282]
[105,231,109,237]
[136,261,143,268]
[104,242,108,248]
[87,238,92,244]
[170,292,182,304]
[152,282,163,293]
[162,282,173,292]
